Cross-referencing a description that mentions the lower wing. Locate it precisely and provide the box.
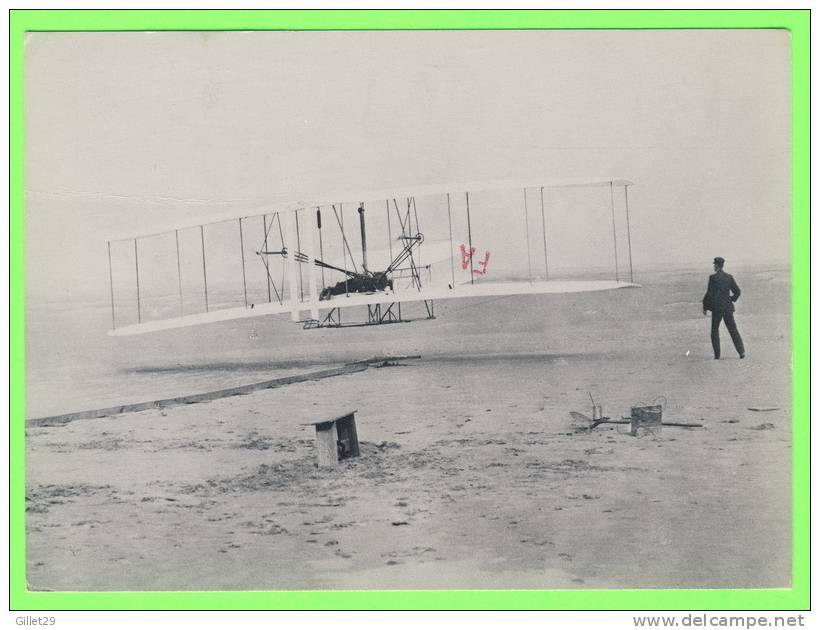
[108,280,639,337]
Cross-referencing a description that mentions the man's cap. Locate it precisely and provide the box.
[713,257,725,266]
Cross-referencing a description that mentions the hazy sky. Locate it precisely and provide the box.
[25,29,791,302]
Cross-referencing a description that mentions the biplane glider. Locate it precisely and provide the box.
[105,179,639,336]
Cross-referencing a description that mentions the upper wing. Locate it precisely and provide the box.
[298,177,634,208]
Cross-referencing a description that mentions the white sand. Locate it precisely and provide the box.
[25,267,792,590]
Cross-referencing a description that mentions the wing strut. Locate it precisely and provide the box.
[295,209,304,302]
[107,240,115,329]
[465,192,474,284]
[358,204,368,272]
[624,184,634,283]
[446,193,455,289]
[175,229,183,315]
[539,187,549,280]
[134,239,141,323]
[284,210,300,321]
[262,215,272,303]
[523,188,533,284]
[385,200,394,263]
[304,208,319,320]
[200,225,209,312]
[609,181,619,282]
[238,218,248,308]
[276,213,287,302]
[316,208,325,286]
[412,197,421,270]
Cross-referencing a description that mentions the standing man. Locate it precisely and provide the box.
[702,257,745,359]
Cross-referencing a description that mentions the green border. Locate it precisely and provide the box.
[9,9,809,611]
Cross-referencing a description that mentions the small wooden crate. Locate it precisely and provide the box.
[309,411,359,467]
[630,405,663,436]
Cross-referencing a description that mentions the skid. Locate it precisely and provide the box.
[302,300,435,329]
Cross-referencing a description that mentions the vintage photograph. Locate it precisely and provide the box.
[24,29,791,591]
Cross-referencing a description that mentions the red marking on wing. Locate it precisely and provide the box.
[459,243,476,270]
[472,251,491,275]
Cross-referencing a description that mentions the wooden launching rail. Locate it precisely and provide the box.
[27,364,369,427]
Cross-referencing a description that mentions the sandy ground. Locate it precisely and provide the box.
[25,267,792,590]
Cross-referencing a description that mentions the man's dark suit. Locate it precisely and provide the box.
[702,269,745,359]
